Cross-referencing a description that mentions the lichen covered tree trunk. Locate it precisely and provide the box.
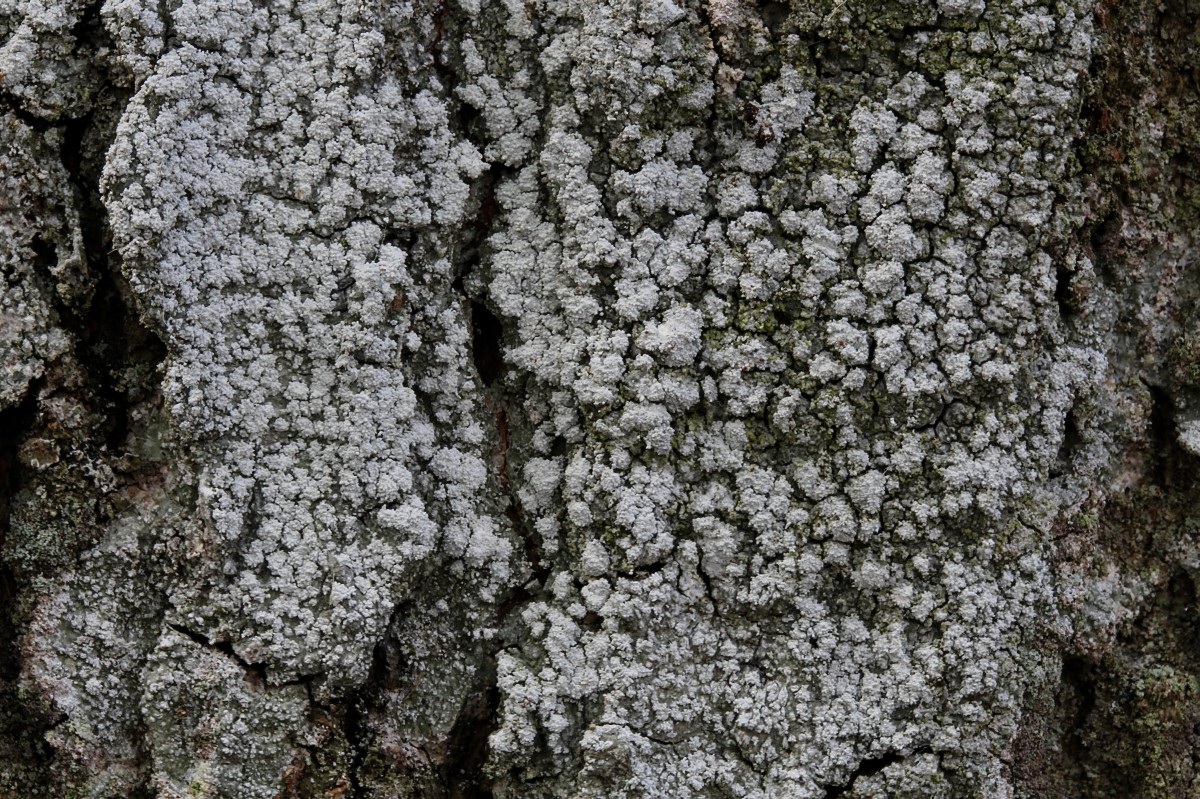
[0,0,1198,796]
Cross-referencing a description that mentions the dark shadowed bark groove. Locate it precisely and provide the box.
[0,7,168,791]
[0,380,58,794]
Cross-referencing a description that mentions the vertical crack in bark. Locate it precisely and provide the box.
[470,301,505,388]
[337,7,525,793]
[1054,261,1077,321]
[59,102,168,454]
[1059,654,1097,774]
[341,624,404,798]
[0,383,40,682]
[1053,409,1083,478]
[438,657,499,799]
[1144,380,1178,489]
[0,19,166,787]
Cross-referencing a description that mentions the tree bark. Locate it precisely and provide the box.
[0,0,1197,797]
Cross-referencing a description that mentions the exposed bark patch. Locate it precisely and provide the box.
[1048,9,1200,793]
[1029,444,1200,799]
[0,21,166,782]
[1009,654,1096,798]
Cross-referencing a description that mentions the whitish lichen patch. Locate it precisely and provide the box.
[13,0,1199,796]
[461,0,1101,795]
[101,0,514,691]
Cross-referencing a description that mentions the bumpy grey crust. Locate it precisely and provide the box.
[460,1,1096,795]
[1,0,1199,796]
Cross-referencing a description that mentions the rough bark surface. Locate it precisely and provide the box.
[0,0,1196,797]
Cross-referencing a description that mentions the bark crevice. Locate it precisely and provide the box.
[820,747,936,799]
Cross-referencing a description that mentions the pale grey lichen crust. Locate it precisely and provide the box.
[463,1,1097,796]
[0,0,1132,796]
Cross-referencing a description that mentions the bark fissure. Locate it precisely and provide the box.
[0,382,40,681]
[437,659,499,799]
[166,623,319,689]
[821,748,936,799]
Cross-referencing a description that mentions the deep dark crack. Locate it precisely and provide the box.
[439,657,499,799]
[471,301,505,388]
[821,748,935,798]
[0,382,40,683]
[1144,379,1179,488]
[167,623,317,689]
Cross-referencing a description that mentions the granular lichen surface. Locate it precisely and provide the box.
[1,0,1199,797]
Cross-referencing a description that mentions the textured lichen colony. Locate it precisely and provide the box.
[2,0,1200,797]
